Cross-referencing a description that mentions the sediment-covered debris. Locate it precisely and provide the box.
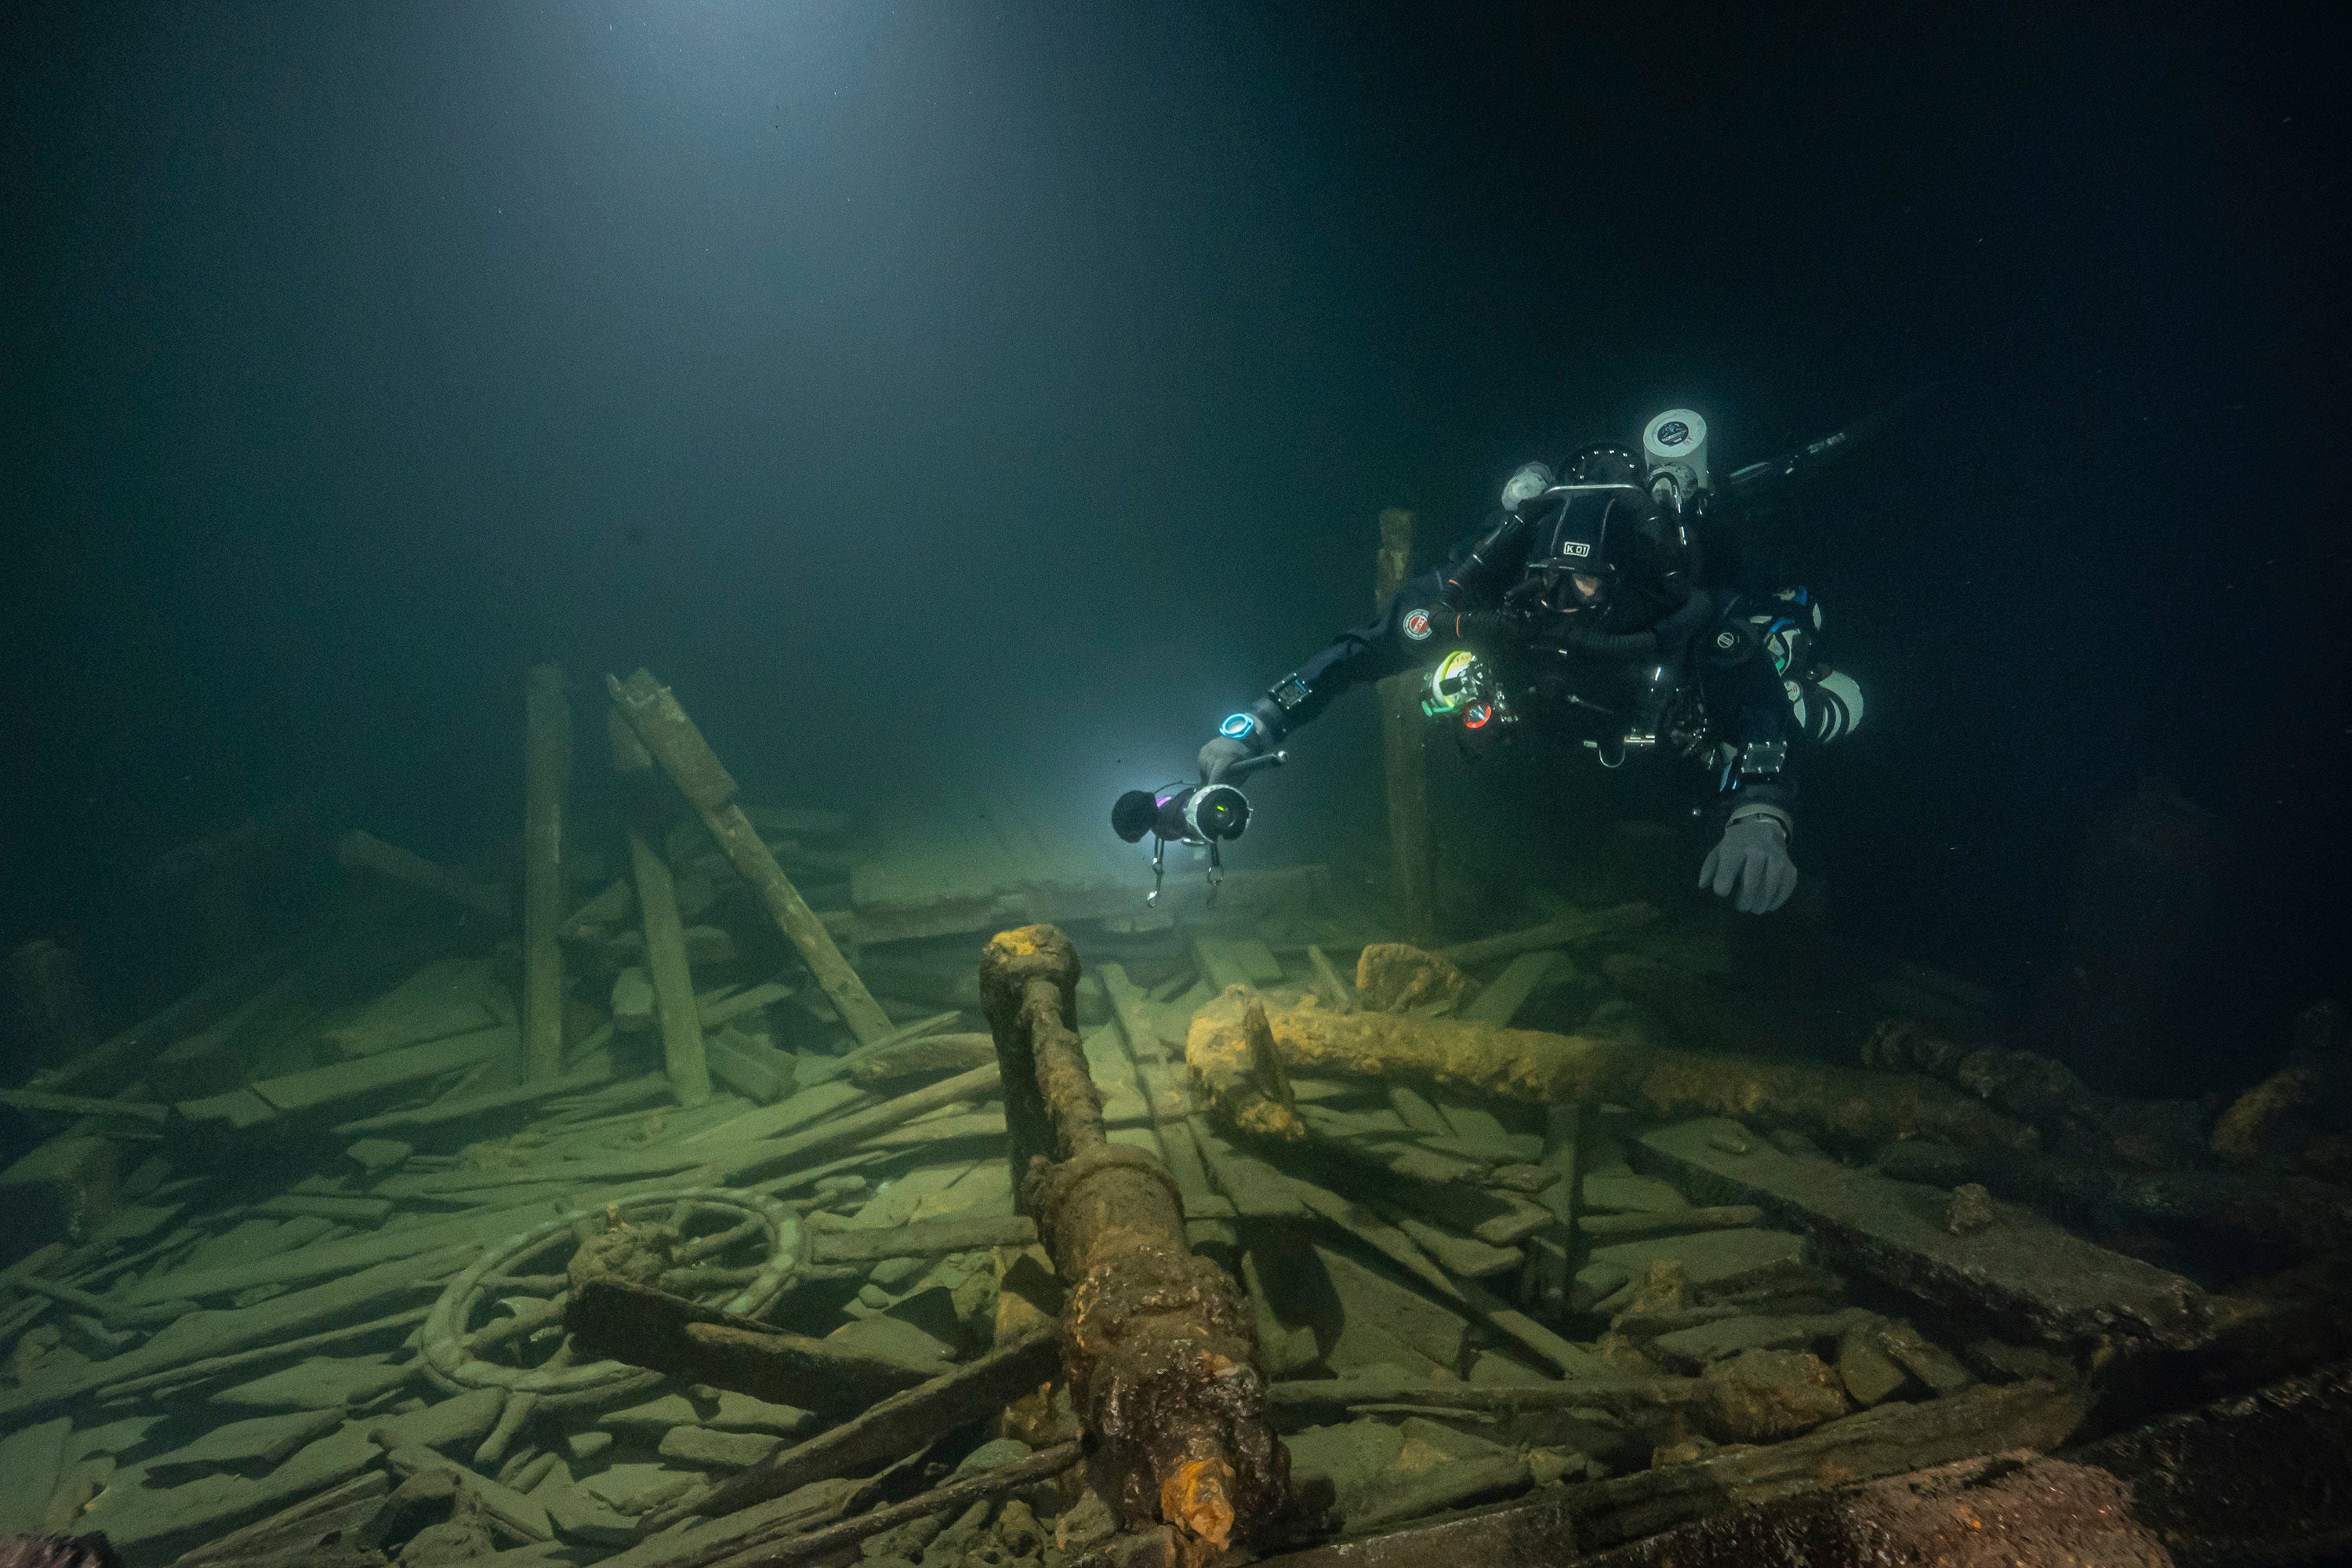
[5,678,2350,1568]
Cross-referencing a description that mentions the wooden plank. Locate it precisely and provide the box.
[2,1246,477,1422]
[1461,951,1562,1026]
[630,830,710,1108]
[1633,1116,2218,1349]
[245,1025,513,1116]
[1305,945,1357,1013]
[1436,902,1657,970]
[331,1057,613,1134]
[1152,1114,1233,1221]
[1193,936,1282,993]
[1189,1117,1307,1219]
[712,1062,1003,1185]
[680,1078,867,1147]
[0,1087,169,1126]
[705,1028,793,1105]
[122,1198,569,1306]
[1098,961,1165,1062]
[700,980,794,1030]
[1083,1022,1154,1127]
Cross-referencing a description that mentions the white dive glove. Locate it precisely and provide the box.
[1700,804,1797,914]
[1198,736,1254,784]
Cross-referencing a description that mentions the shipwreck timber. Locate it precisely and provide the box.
[8,672,2352,1568]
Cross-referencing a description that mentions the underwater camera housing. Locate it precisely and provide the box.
[1111,752,1283,903]
[1112,782,1251,848]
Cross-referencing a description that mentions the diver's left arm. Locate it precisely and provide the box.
[1697,678,1802,915]
[1693,590,1865,915]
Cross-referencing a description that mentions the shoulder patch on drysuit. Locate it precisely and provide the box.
[1400,606,1434,641]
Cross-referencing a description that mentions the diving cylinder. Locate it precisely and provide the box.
[1642,409,1711,501]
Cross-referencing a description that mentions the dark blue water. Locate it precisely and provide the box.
[4,3,2344,1092]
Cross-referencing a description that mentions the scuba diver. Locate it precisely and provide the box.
[1192,409,1867,915]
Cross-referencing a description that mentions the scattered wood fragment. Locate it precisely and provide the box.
[800,1011,964,1085]
[336,829,509,923]
[565,1276,937,1415]
[330,1058,617,1135]
[5,1244,474,1420]
[1460,950,1563,1027]
[648,1322,1064,1530]
[1635,1117,2218,1351]
[707,1026,795,1103]
[1578,1204,1762,1241]
[844,1032,997,1086]
[711,1062,1002,1185]
[631,828,712,1109]
[0,1087,169,1125]
[704,1440,1083,1568]
[375,1441,553,1542]
[1435,903,1657,970]
[701,979,795,1030]
[804,1213,1037,1264]
[37,947,289,1094]
[1305,945,1357,1014]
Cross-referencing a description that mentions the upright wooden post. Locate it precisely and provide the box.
[521,664,573,1082]
[608,707,710,1108]
[1373,508,1438,948]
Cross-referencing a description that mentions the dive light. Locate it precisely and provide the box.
[1112,782,1251,847]
[1111,752,1283,903]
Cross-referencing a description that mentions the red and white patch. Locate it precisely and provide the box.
[1402,608,1432,641]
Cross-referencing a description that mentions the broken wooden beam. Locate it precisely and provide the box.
[982,924,1287,1559]
[175,1021,516,1132]
[329,1058,615,1135]
[710,1060,1000,1185]
[335,829,509,923]
[1633,1117,2217,1351]
[1,1243,475,1421]
[0,1086,169,1126]
[1876,1138,2352,1262]
[94,1304,433,1401]
[522,662,574,1081]
[564,1276,934,1416]
[34,946,289,1094]
[701,1440,1082,1568]
[1435,902,1657,970]
[608,669,893,1047]
[804,1213,1037,1264]
[1567,1450,2171,1567]
[1258,1380,2085,1568]
[645,1321,1064,1530]
[631,829,711,1108]
[842,1031,997,1086]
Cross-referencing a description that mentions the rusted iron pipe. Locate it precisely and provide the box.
[980,924,1287,1564]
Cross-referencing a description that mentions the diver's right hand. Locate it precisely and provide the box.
[1199,736,1254,783]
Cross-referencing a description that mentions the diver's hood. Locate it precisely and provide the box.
[1527,489,1627,575]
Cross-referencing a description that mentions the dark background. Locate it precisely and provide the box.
[4,3,2345,1091]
